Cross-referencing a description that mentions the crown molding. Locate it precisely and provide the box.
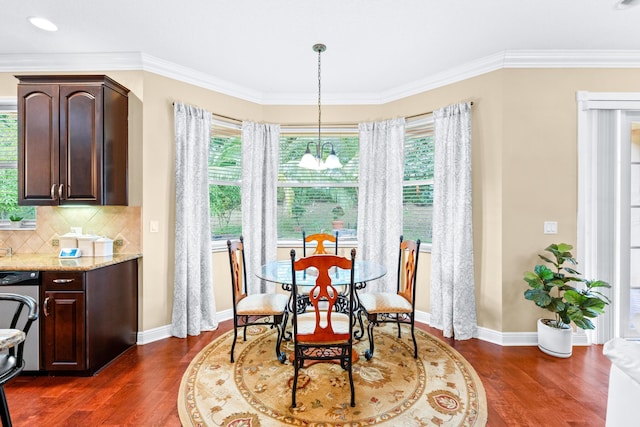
[1,50,640,105]
[0,52,144,72]
[139,53,264,104]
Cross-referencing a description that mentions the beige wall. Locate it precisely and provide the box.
[4,67,640,336]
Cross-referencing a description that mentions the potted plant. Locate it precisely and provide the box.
[9,214,23,227]
[523,243,611,358]
[331,205,345,230]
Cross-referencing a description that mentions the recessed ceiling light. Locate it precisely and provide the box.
[615,0,640,9]
[28,16,58,32]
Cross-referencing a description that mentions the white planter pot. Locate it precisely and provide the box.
[537,318,573,358]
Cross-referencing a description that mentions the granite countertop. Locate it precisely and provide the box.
[0,253,141,271]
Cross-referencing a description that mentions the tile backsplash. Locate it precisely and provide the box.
[0,206,141,255]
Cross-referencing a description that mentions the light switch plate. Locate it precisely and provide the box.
[150,220,159,233]
[544,221,558,234]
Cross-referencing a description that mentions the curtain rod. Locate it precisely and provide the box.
[172,102,243,123]
[173,101,474,125]
[405,101,474,120]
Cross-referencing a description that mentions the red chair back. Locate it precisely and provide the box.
[291,251,355,343]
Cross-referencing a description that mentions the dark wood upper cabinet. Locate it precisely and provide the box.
[17,75,129,206]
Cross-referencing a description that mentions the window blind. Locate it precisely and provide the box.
[403,116,435,242]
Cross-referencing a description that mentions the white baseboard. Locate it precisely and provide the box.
[136,309,591,347]
[136,308,234,344]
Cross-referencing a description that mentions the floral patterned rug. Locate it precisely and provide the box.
[178,323,487,426]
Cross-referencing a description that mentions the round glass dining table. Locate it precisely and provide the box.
[257,259,387,289]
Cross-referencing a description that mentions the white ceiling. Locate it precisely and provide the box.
[2,0,640,104]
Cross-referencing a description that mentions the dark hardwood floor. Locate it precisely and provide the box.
[5,320,611,426]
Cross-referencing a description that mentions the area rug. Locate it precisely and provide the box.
[178,323,487,426]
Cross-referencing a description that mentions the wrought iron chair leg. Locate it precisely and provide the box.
[1,386,12,427]
[348,357,355,407]
[243,321,248,341]
[410,318,418,358]
[230,323,238,363]
[292,353,299,408]
[397,313,403,338]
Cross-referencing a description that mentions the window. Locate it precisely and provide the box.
[207,116,435,246]
[277,130,359,240]
[0,104,36,228]
[208,120,242,240]
[403,117,434,244]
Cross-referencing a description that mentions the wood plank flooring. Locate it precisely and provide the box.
[5,320,611,426]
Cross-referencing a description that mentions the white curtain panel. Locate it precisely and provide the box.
[430,102,478,340]
[357,118,405,293]
[171,102,218,338]
[241,121,280,294]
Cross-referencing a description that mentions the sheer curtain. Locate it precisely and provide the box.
[358,118,405,293]
[430,102,477,340]
[241,121,280,294]
[171,102,217,338]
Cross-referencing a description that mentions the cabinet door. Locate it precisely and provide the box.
[42,291,86,370]
[17,84,60,205]
[59,84,103,204]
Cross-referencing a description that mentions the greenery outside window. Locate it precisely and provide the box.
[278,130,359,240]
[403,117,434,244]
[0,104,36,228]
[207,116,434,247]
[209,120,242,241]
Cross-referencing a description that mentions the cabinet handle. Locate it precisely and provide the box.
[51,184,57,200]
[58,184,64,199]
[43,297,50,317]
[52,278,74,284]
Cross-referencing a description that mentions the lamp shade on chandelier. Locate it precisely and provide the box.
[298,43,342,171]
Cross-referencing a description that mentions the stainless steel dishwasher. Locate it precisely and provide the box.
[0,271,41,372]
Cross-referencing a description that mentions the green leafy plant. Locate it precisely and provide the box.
[331,205,345,220]
[523,243,611,330]
[9,214,23,222]
[291,203,306,226]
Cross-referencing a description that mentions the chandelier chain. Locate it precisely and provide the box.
[317,45,322,147]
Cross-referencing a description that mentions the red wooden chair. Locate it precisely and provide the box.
[359,236,421,359]
[302,231,338,256]
[289,248,356,408]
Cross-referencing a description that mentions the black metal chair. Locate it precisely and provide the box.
[290,248,357,408]
[0,293,38,427]
[227,236,289,363]
[359,236,421,360]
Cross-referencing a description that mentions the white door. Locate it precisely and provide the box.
[578,92,640,342]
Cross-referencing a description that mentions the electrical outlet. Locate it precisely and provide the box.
[52,239,59,247]
[114,239,124,247]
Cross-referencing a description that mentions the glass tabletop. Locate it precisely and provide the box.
[258,260,387,287]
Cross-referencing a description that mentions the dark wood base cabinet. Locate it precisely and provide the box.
[41,259,138,375]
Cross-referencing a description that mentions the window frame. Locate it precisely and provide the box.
[277,126,360,242]
[0,98,36,230]
[207,116,434,253]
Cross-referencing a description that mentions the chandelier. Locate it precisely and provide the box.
[298,43,343,170]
